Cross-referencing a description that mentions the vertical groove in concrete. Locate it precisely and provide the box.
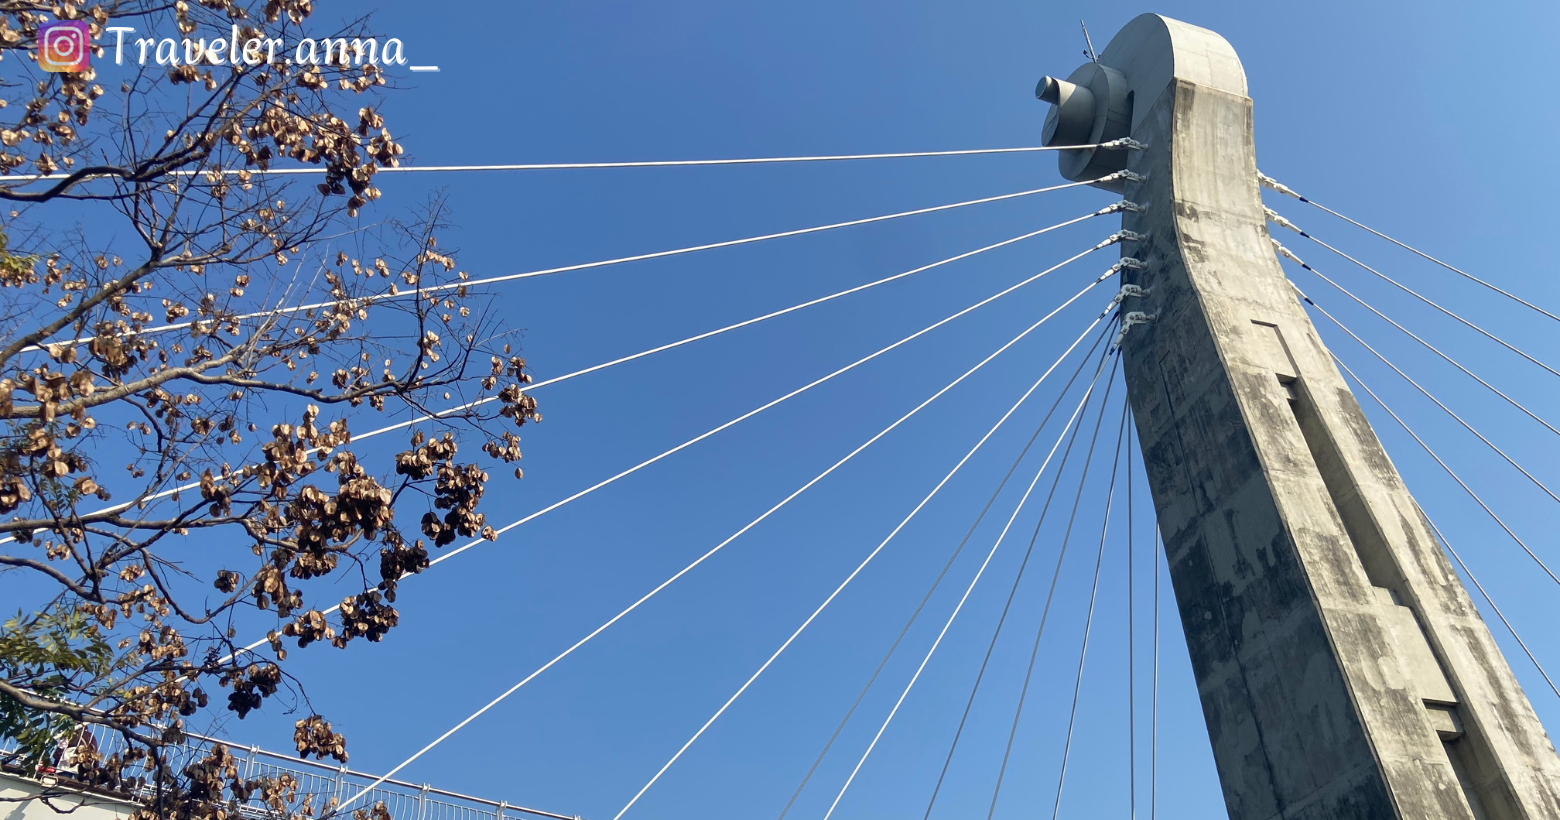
[1090,16,1560,818]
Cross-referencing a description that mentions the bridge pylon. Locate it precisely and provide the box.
[1037,14,1560,819]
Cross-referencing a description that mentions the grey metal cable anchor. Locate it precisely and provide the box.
[1111,311,1156,351]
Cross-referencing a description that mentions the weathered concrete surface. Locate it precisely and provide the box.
[1062,13,1560,820]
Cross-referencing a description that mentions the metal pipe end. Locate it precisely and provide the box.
[1036,75,1063,104]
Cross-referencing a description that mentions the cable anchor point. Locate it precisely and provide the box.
[1257,171,1307,202]
[1098,257,1147,283]
[1095,230,1149,250]
[1112,310,1156,351]
[1263,207,1309,238]
[1098,137,1148,151]
[1269,237,1314,271]
[1114,257,1147,272]
[1104,281,1152,310]
[1098,199,1146,216]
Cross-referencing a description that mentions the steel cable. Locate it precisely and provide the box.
[1048,401,1130,820]
[1150,524,1161,820]
[1324,348,1560,589]
[1282,246,1560,439]
[1127,410,1137,820]
[1259,173,1560,325]
[773,321,1113,820]
[1265,211,1560,381]
[1291,281,1560,523]
[0,140,1145,183]
[227,247,1123,664]
[819,323,1120,820]
[1420,515,1560,702]
[611,307,1119,820]
[334,278,1110,818]
[1333,358,1560,700]
[59,176,1131,348]
[986,354,1122,819]
[19,219,1122,552]
[918,332,1118,820]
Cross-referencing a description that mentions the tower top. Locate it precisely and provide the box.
[1035,14,1247,191]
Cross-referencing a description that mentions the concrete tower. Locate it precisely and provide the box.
[1036,14,1560,820]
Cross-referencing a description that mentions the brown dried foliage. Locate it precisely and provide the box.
[0,3,541,819]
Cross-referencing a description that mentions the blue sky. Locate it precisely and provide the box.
[138,1,1560,818]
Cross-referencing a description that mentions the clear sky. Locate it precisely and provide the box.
[194,2,1560,818]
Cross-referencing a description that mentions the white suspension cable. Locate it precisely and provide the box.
[58,174,1132,349]
[917,339,1116,820]
[616,305,1119,820]
[1265,213,1560,381]
[1333,358,1560,700]
[1323,349,1560,589]
[331,271,1112,818]
[818,329,1113,820]
[17,221,1126,553]
[1271,234,1560,439]
[1150,524,1161,820]
[1050,405,1129,820]
[987,354,1121,820]
[1126,412,1137,820]
[785,326,1113,820]
[0,140,1148,184]
[1288,279,1560,529]
[228,245,1124,666]
[1259,173,1560,325]
[1421,517,1560,702]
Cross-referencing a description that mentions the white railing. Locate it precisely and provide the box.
[1,722,579,820]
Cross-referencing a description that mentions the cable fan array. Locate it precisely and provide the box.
[1261,174,1560,699]
[11,138,1557,820]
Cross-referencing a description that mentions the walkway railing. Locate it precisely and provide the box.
[1,722,579,820]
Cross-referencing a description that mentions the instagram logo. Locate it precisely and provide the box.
[39,20,90,73]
